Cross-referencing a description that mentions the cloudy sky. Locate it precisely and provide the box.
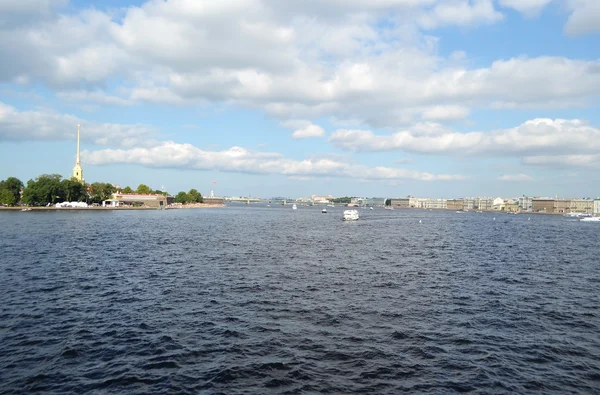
[1,0,599,198]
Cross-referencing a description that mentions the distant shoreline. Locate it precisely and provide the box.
[0,204,226,211]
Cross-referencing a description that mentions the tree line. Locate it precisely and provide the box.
[0,175,177,206]
[331,196,352,203]
[174,189,203,204]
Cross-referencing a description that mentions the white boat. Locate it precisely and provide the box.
[580,217,600,222]
[567,212,591,218]
[322,208,327,214]
[292,204,297,210]
[369,207,373,210]
[343,209,359,221]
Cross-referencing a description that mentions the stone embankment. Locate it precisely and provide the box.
[168,203,227,209]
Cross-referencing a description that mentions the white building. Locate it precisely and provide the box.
[518,196,533,212]
[419,198,447,209]
[594,199,600,215]
[312,194,334,204]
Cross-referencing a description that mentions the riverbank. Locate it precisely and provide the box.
[169,203,227,209]
[0,204,227,211]
[1,206,160,211]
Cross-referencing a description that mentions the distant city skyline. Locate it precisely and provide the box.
[0,1,599,198]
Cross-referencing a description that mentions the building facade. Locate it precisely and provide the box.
[554,199,571,214]
[594,199,600,215]
[419,198,447,209]
[518,196,533,212]
[532,198,555,213]
[570,199,594,214]
[104,193,170,208]
[446,199,464,211]
[477,198,494,211]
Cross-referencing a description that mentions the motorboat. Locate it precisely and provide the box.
[292,204,297,210]
[580,217,600,222]
[322,208,327,214]
[343,209,359,221]
[567,212,591,218]
[369,207,373,210]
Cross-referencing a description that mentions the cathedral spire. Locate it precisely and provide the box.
[73,124,84,183]
[76,124,81,165]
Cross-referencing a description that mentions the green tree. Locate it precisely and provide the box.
[89,182,116,204]
[61,179,86,202]
[21,174,65,206]
[136,184,152,194]
[153,189,169,196]
[0,188,16,206]
[122,186,133,194]
[187,189,203,203]
[0,177,23,205]
[331,196,352,204]
[174,191,188,204]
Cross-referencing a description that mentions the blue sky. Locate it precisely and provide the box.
[1,0,599,198]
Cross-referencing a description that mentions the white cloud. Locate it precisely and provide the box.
[82,141,466,182]
[56,90,133,106]
[418,0,504,29]
[498,173,534,181]
[421,105,470,121]
[498,0,551,17]
[0,0,597,131]
[330,118,600,157]
[0,101,156,147]
[283,120,326,139]
[564,0,600,36]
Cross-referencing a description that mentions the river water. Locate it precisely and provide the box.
[1,206,599,394]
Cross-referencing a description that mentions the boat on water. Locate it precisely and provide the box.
[566,212,591,218]
[369,207,374,210]
[292,204,297,210]
[322,208,327,214]
[580,217,600,222]
[343,209,359,221]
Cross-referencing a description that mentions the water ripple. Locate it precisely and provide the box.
[0,207,599,394]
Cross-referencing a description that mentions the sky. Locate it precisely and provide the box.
[0,0,599,199]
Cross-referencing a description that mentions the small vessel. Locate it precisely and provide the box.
[21,208,32,211]
[369,207,373,210]
[580,217,600,222]
[566,212,589,218]
[292,204,297,210]
[322,208,327,214]
[343,209,359,221]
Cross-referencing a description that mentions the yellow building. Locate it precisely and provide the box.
[72,124,84,183]
[569,199,593,214]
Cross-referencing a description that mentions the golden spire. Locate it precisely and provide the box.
[73,124,84,183]
[76,124,81,164]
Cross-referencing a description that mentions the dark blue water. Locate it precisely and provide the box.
[1,206,599,394]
